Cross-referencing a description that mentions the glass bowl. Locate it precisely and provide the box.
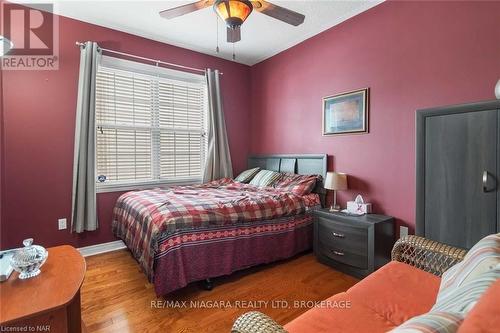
[10,238,48,279]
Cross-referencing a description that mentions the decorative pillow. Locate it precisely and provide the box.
[249,170,282,187]
[436,233,500,302]
[273,173,319,196]
[457,279,500,333]
[234,167,261,183]
[391,311,464,333]
[432,265,500,313]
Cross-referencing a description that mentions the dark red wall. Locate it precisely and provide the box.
[249,0,500,233]
[1,10,251,249]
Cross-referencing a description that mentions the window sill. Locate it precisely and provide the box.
[96,179,202,194]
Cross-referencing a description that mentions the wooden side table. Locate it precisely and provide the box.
[313,209,394,278]
[0,245,86,332]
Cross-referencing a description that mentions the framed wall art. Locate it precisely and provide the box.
[322,88,369,135]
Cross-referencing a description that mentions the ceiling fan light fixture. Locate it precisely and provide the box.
[214,0,253,28]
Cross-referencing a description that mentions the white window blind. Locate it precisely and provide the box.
[95,56,207,190]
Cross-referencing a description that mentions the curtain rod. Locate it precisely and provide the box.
[75,41,223,75]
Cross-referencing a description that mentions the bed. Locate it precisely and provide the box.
[112,154,327,296]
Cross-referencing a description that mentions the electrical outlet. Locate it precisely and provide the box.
[400,226,409,239]
[58,218,67,230]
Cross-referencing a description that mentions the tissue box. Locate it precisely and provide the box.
[346,201,372,214]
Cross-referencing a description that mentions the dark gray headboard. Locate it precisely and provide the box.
[248,154,328,206]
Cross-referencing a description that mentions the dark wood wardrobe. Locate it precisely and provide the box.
[416,100,500,249]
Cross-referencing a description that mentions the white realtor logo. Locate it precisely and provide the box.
[1,2,59,70]
[9,7,50,50]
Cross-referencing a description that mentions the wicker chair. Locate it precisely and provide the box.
[231,235,467,333]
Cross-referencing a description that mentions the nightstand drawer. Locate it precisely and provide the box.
[317,240,368,269]
[316,217,368,255]
[313,209,395,278]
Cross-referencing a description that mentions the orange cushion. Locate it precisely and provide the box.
[347,261,441,325]
[284,292,397,333]
[285,261,441,333]
[458,279,500,333]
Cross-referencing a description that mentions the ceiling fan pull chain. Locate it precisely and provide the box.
[216,16,220,53]
[232,43,236,61]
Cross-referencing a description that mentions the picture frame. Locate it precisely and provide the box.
[322,88,369,135]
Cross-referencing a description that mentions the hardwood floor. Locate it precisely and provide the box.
[81,250,359,333]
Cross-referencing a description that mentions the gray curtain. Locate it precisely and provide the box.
[71,41,100,233]
[202,69,233,182]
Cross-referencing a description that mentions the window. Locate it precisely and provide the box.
[95,56,207,192]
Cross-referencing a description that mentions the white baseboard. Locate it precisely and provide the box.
[78,240,126,257]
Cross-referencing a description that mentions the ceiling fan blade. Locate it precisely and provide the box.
[159,0,213,19]
[252,0,305,26]
[227,26,241,43]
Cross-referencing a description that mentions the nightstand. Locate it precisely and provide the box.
[313,208,395,278]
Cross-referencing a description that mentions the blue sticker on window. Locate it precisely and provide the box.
[97,175,107,183]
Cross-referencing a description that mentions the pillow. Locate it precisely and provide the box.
[457,279,500,333]
[393,267,500,332]
[391,311,464,333]
[234,167,261,183]
[432,265,500,313]
[249,170,282,187]
[273,173,319,196]
[436,233,500,302]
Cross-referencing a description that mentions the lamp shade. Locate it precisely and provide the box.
[214,0,253,28]
[324,172,348,191]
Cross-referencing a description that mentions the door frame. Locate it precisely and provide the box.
[415,100,500,238]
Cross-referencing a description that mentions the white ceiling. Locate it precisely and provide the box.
[16,0,383,65]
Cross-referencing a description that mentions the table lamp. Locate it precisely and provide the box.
[324,172,348,212]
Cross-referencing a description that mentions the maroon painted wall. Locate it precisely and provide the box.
[1,9,251,249]
[249,1,500,233]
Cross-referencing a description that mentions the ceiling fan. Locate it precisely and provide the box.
[159,0,305,43]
